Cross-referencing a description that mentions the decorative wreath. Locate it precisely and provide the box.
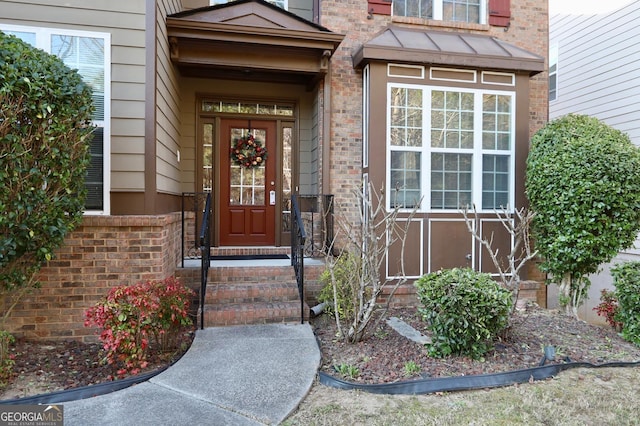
[230,133,268,169]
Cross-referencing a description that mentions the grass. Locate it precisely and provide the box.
[284,367,640,425]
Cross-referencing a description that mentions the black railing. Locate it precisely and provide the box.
[181,192,211,268]
[198,193,212,330]
[290,194,307,324]
[296,194,335,256]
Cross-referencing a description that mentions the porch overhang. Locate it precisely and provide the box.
[167,0,344,86]
[353,26,545,76]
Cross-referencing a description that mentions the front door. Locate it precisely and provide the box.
[220,119,277,246]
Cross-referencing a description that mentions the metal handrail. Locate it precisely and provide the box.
[290,194,306,324]
[199,192,212,330]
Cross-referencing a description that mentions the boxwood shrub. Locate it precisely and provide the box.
[415,268,512,359]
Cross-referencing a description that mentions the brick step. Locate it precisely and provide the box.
[205,281,300,305]
[207,264,296,284]
[209,247,291,257]
[203,301,307,326]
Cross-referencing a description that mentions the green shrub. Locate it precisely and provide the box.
[526,114,640,314]
[415,268,512,359]
[0,330,15,386]
[0,31,94,326]
[318,251,361,320]
[85,277,194,377]
[611,262,640,346]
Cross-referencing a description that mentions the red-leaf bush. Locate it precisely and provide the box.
[593,289,622,331]
[85,277,194,377]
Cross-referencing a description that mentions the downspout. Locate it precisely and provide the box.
[322,65,332,194]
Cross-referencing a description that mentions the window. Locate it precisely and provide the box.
[549,44,558,101]
[392,0,486,24]
[1,24,111,214]
[210,0,288,9]
[388,84,514,211]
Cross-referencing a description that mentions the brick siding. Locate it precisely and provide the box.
[4,213,184,342]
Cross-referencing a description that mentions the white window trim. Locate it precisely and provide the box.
[386,82,516,214]
[363,65,370,168]
[0,24,111,216]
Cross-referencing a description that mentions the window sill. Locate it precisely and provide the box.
[390,16,490,32]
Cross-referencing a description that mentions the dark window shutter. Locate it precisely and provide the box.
[488,0,510,27]
[368,0,391,16]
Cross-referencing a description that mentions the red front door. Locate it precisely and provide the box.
[220,119,276,246]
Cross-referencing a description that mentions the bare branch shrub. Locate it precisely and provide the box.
[461,206,538,312]
[323,183,418,343]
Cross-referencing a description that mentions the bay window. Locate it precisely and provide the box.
[388,84,514,211]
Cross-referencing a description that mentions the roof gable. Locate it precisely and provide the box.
[169,0,331,33]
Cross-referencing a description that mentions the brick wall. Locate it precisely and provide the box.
[4,213,184,342]
[321,0,548,218]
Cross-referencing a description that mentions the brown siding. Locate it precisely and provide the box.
[0,0,148,196]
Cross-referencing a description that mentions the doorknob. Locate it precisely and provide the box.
[465,253,472,261]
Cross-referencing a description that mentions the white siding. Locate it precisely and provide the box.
[550,2,640,144]
[549,2,640,323]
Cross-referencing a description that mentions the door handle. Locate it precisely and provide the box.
[269,190,276,205]
[465,253,472,261]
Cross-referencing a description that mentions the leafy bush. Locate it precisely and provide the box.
[0,330,15,385]
[525,114,640,315]
[85,277,194,377]
[593,289,622,331]
[611,262,640,346]
[0,31,94,326]
[318,251,361,320]
[415,268,512,359]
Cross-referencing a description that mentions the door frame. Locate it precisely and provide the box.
[195,97,298,247]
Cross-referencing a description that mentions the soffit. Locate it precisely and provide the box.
[167,0,344,85]
[353,26,544,75]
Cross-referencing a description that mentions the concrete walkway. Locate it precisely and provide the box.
[62,323,320,425]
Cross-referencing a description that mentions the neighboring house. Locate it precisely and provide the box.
[0,0,547,340]
[549,1,640,324]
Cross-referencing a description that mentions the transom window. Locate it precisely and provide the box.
[388,84,514,212]
[393,0,486,24]
[0,24,110,214]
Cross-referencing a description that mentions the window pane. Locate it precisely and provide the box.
[3,30,36,45]
[482,94,511,150]
[482,155,510,209]
[443,0,481,23]
[390,87,423,147]
[85,128,104,210]
[52,35,105,120]
[431,153,472,209]
[394,0,432,18]
[390,151,421,208]
[432,90,474,149]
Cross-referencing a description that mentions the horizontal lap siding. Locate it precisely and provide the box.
[0,0,147,192]
[550,5,640,144]
[156,0,184,195]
